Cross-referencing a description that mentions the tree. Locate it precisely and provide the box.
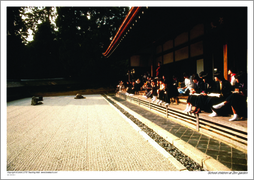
[56,7,129,86]
[7,7,27,79]
[24,21,60,78]
[20,6,58,43]
[7,6,130,85]
[18,7,61,78]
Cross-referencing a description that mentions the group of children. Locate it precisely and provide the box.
[117,74,179,105]
[116,68,247,122]
[181,69,247,121]
[143,76,179,106]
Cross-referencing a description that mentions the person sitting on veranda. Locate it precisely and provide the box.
[145,80,156,99]
[129,81,138,95]
[169,75,180,104]
[151,79,159,102]
[132,79,141,95]
[135,79,142,94]
[126,81,133,94]
[228,67,237,86]
[142,73,148,84]
[210,71,247,121]
[183,74,203,113]
[161,75,172,106]
[178,72,194,95]
[116,81,123,92]
[207,71,233,117]
[155,80,166,105]
[142,79,152,98]
[154,80,162,103]
[188,71,213,114]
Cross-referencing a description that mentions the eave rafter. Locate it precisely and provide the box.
[102,7,141,58]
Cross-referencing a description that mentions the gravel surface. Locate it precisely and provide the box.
[7,95,179,171]
[103,95,205,171]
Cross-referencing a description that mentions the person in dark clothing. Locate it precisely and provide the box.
[135,79,142,94]
[133,80,141,95]
[161,75,171,105]
[126,81,133,94]
[156,80,166,105]
[198,71,212,93]
[165,75,179,105]
[208,72,233,117]
[151,79,160,102]
[151,79,158,101]
[183,74,202,113]
[146,80,157,99]
[143,80,152,98]
[211,71,247,121]
[128,81,135,94]
[172,75,180,103]
[191,71,213,114]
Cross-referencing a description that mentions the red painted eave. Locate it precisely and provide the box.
[102,7,141,58]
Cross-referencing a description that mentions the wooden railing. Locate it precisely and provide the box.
[115,92,247,152]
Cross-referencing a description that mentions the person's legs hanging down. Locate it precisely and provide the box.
[212,93,247,121]
[183,95,193,113]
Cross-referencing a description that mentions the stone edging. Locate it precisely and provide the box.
[105,95,231,171]
[103,95,187,171]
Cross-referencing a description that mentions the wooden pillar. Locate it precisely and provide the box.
[151,64,153,77]
[223,44,228,80]
[196,114,199,131]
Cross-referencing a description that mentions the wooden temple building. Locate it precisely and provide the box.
[103,7,247,81]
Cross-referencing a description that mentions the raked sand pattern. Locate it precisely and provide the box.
[7,94,178,171]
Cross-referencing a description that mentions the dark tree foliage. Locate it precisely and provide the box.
[24,21,60,78]
[56,7,129,86]
[7,7,27,79]
[7,6,129,87]
[21,7,56,38]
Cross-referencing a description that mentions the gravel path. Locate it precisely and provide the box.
[7,95,178,171]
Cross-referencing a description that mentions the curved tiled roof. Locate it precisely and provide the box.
[102,7,141,58]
